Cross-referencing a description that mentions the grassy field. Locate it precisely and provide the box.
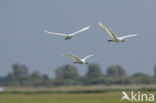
[0,92,156,103]
[0,85,156,103]
[0,93,117,103]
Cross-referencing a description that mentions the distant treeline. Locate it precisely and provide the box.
[0,63,156,87]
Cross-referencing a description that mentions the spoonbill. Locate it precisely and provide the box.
[45,26,90,40]
[98,22,137,42]
[61,54,94,64]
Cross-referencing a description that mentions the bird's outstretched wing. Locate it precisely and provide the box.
[61,54,81,62]
[119,34,137,40]
[44,30,66,36]
[70,26,90,36]
[82,54,94,61]
[98,22,118,40]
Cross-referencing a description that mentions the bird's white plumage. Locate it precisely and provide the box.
[44,26,90,40]
[61,54,82,63]
[98,22,118,40]
[98,22,138,42]
[61,54,94,64]
[119,34,137,40]
[44,30,66,36]
[82,54,94,61]
[70,26,90,36]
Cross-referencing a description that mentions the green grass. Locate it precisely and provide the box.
[0,92,121,103]
[0,85,156,103]
[0,92,155,103]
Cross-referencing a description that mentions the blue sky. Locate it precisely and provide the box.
[0,0,156,77]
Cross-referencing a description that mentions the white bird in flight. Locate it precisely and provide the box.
[61,54,94,64]
[98,22,137,42]
[44,26,90,40]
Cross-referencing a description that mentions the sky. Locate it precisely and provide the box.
[0,0,156,78]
